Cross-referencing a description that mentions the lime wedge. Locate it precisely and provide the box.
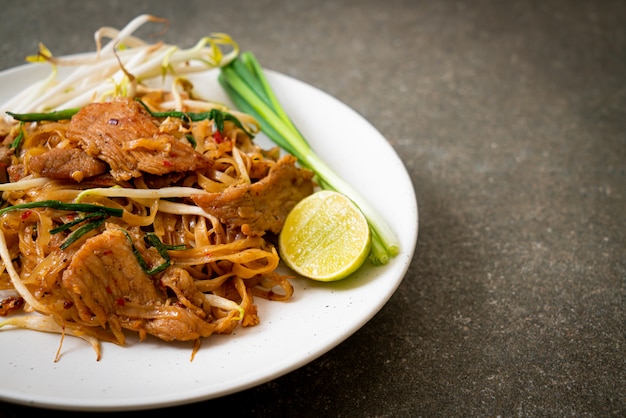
[278,190,371,281]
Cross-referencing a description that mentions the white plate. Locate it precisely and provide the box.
[0,61,418,411]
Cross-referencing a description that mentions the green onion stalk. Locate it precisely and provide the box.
[0,200,124,250]
[6,108,80,122]
[218,52,399,265]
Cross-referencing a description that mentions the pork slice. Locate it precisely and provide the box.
[61,226,218,342]
[66,97,212,181]
[6,163,25,183]
[191,155,315,236]
[0,145,14,166]
[137,267,217,341]
[61,227,163,328]
[29,147,107,181]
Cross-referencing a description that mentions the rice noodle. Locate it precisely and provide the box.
[0,16,311,361]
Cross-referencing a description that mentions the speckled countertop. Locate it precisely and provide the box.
[0,0,624,416]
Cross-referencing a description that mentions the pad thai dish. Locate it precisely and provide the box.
[0,16,316,360]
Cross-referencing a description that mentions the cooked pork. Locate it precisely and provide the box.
[142,267,217,341]
[29,147,107,181]
[6,163,25,183]
[61,226,162,329]
[60,225,216,342]
[66,97,213,181]
[192,155,315,237]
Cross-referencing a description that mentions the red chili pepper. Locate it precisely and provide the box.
[105,286,112,294]
[20,210,32,220]
[116,298,126,306]
[163,160,173,167]
[213,131,225,143]
[103,250,113,256]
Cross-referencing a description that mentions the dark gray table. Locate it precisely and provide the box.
[0,0,624,416]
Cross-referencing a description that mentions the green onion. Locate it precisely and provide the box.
[134,98,254,137]
[144,233,186,252]
[185,134,197,148]
[59,216,106,250]
[0,200,124,250]
[0,200,123,217]
[123,230,185,275]
[6,108,80,122]
[49,212,108,234]
[10,125,24,150]
[218,52,399,264]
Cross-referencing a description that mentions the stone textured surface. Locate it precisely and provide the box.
[0,0,624,416]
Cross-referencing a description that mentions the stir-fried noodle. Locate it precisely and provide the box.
[0,16,315,360]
